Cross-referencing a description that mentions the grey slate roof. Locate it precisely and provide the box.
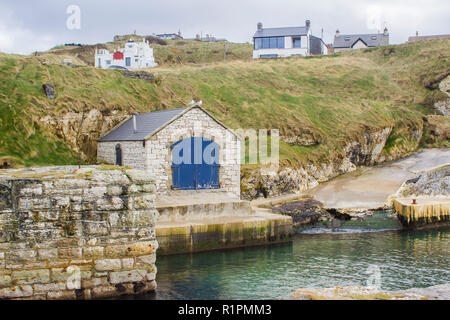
[333,33,389,48]
[98,108,187,142]
[253,26,309,38]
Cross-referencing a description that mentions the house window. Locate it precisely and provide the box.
[371,36,377,40]
[254,37,285,49]
[293,37,301,48]
[106,60,111,65]
[345,36,351,41]
[260,54,278,58]
[125,57,131,66]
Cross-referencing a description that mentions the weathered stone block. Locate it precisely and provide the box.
[81,276,107,289]
[34,282,67,293]
[6,249,37,261]
[125,169,154,184]
[38,248,58,260]
[96,197,124,211]
[0,285,33,298]
[12,269,50,285]
[121,258,134,269]
[95,259,121,271]
[0,274,12,287]
[82,221,109,236]
[136,254,156,266]
[82,246,104,258]
[58,247,82,259]
[104,241,153,258]
[17,197,51,211]
[109,269,147,284]
[47,290,76,300]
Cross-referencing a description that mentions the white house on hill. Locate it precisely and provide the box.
[95,39,157,70]
[252,20,327,59]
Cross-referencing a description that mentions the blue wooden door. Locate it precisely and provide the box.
[171,138,219,190]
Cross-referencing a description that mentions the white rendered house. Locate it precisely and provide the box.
[95,39,157,70]
[252,20,326,59]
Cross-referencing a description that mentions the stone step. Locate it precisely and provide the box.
[157,200,254,223]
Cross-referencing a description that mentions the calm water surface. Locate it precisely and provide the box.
[147,224,449,300]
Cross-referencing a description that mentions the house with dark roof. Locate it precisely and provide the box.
[332,28,389,52]
[252,20,328,59]
[97,105,241,197]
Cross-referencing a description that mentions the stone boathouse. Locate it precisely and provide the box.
[97,105,241,197]
[97,105,292,255]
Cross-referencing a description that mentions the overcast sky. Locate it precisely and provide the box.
[0,0,449,54]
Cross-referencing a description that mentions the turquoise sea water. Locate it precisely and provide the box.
[145,215,449,300]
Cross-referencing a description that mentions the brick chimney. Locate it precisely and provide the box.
[305,20,311,28]
[257,22,263,31]
[335,29,340,37]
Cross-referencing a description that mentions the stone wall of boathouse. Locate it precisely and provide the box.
[97,107,241,197]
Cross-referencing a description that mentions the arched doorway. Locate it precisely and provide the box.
[115,144,123,166]
[171,137,220,190]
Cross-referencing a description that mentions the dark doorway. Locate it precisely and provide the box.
[115,144,123,166]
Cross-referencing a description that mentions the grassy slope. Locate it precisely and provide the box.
[0,38,448,168]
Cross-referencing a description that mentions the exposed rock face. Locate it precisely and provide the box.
[281,128,325,146]
[344,127,392,165]
[120,70,155,82]
[42,84,55,100]
[397,166,450,198]
[241,125,427,200]
[434,76,450,116]
[241,158,356,200]
[40,110,127,162]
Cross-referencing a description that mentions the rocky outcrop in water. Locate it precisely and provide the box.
[289,283,450,300]
[271,198,330,227]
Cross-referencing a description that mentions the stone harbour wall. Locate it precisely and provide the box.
[0,166,158,300]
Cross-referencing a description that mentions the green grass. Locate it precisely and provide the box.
[0,38,449,168]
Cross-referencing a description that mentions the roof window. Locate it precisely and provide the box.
[344,37,350,41]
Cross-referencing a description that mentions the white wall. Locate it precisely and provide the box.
[352,40,368,49]
[95,40,157,70]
